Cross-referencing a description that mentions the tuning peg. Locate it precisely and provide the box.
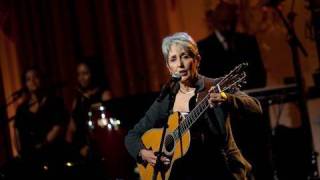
[242,62,248,67]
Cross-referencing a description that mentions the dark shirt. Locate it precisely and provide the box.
[125,75,261,179]
[15,95,66,157]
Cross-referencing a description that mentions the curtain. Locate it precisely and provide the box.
[0,0,171,160]
[2,0,170,108]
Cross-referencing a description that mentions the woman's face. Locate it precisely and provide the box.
[77,63,92,89]
[25,70,41,92]
[166,43,200,84]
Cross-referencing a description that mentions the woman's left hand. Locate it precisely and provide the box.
[208,86,228,108]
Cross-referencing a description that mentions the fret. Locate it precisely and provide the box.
[192,108,198,117]
[198,106,202,116]
[189,114,194,124]
[200,100,207,111]
[186,117,191,129]
[182,122,186,132]
[178,123,184,137]
[197,106,202,116]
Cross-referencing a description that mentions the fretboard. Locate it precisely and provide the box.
[172,93,210,141]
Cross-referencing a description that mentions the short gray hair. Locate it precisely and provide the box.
[161,32,199,62]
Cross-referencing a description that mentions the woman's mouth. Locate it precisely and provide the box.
[179,70,188,76]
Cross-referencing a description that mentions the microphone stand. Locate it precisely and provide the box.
[0,90,27,124]
[0,93,24,163]
[308,0,320,88]
[272,2,319,179]
[153,81,180,180]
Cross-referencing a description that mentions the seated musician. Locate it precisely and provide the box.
[65,58,112,178]
[125,32,261,179]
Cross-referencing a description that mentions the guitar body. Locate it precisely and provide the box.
[138,112,191,180]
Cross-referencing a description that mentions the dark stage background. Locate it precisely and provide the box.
[0,0,320,179]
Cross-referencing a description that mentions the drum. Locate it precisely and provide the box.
[87,103,121,131]
[86,103,135,179]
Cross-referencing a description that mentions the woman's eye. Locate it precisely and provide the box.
[182,55,190,59]
[169,58,176,62]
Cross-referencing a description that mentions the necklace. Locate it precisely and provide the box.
[179,88,195,94]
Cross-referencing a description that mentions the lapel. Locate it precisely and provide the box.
[211,33,228,52]
[195,75,227,136]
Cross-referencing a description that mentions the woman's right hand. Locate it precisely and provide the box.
[140,149,157,166]
[139,149,170,166]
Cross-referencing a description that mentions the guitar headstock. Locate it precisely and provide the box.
[216,62,248,93]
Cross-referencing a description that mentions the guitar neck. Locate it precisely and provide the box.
[172,94,210,141]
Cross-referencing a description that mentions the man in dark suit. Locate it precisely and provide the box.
[198,2,272,180]
[198,2,267,90]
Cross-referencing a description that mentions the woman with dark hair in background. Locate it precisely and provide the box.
[12,67,67,178]
[65,58,112,178]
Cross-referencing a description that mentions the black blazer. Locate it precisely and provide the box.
[197,32,267,90]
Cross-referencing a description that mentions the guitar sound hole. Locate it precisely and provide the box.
[164,134,174,152]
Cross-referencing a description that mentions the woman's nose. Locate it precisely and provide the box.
[178,58,184,67]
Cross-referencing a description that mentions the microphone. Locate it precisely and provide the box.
[171,72,182,81]
[157,73,181,102]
